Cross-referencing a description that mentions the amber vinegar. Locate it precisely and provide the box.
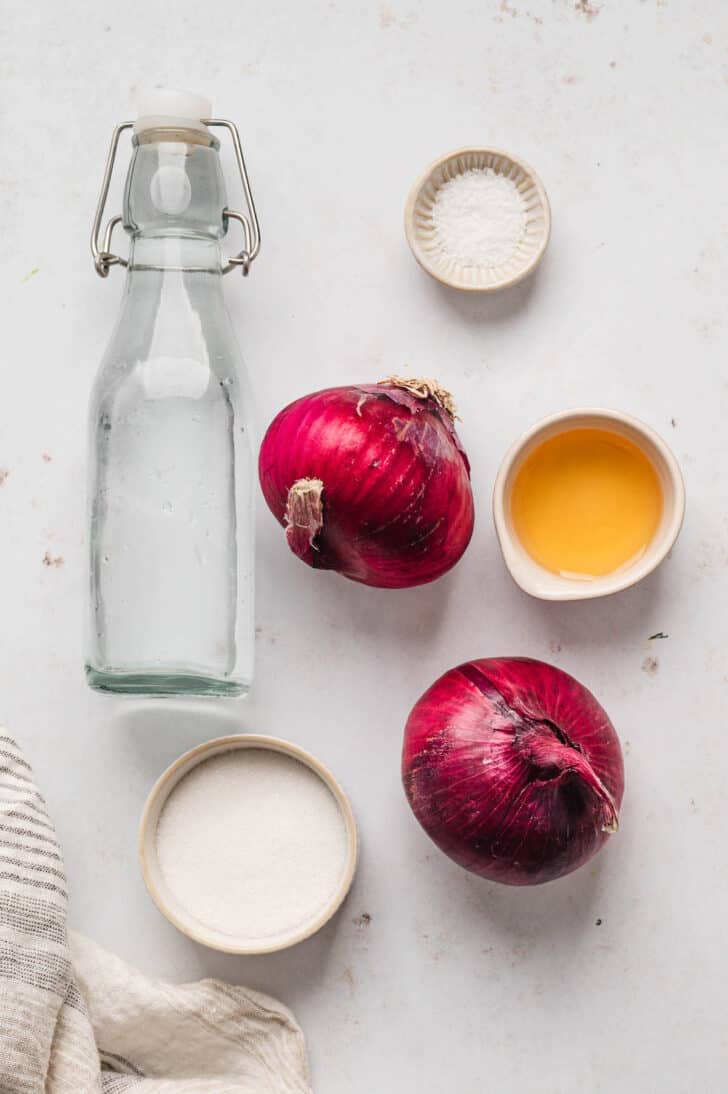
[510,428,663,580]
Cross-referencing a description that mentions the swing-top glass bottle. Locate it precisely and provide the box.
[87,90,258,696]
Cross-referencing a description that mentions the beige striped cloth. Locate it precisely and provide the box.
[0,735,312,1093]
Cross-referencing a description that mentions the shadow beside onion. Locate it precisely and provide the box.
[430,825,631,966]
[316,564,456,647]
[463,857,603,939]
[257,528,462,662]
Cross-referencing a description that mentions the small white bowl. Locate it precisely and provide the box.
[404,147,551,292]
[492,409,685,601]
[139,734,357,954]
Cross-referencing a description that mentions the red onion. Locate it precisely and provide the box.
[402,657,624,885]
[258,378,474,588]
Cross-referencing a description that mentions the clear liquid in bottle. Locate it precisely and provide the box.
[87,91,257,696]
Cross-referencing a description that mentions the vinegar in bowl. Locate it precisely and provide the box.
[510,427,663,580]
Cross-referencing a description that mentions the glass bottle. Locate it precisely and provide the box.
[87,91,259,697]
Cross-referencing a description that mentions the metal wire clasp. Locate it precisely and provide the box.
[90,118,261,278]
[207,120,261,276]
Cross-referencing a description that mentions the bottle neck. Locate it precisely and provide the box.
[129,235,223,273]
[123,132,228,273]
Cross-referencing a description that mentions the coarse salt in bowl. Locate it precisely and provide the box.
[405,147,551,292]
[139,735,357,954]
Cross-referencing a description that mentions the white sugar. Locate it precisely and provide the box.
[432,168,527,269]
[156,748,348,941]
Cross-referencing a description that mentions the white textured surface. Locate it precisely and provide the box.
[0,2,726,1091]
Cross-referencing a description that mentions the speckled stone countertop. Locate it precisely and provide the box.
[1,2,726,1091]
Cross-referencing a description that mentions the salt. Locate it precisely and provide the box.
[432,168,527,269]
[156,748,349,941]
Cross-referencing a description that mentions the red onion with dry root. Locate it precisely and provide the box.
[259,378,474,588]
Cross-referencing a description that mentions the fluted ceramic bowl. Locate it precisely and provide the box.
[404,146,551,292]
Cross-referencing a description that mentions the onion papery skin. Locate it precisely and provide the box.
[258,380,475,588]
[402,658,624,886]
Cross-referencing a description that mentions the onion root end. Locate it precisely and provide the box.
[285,478,324,561]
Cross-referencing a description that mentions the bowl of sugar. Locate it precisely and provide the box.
[404,147,551,292]
[139,735,357,954]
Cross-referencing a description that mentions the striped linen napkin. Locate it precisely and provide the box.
[0,734,312,1094]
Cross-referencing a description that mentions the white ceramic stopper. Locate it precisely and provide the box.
[135,88,212,134]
